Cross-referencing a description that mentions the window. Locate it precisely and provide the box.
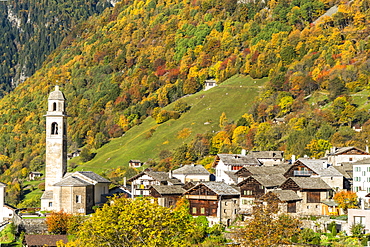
[354,187,360,192]
[76,195,82,203]
[363,171,366,176]
[367,167,370,172]
[243,190,253,195]
[349,158,353,161]
[354,216,365,225]
[201,208,205,214]
[367,177,370,182]
[51,122,58,135]
[355,177,361,182]
[355,167,361,172]
[367,187,370,193]
[49,202,52,207]
[53,102,57,111]
[192,207,197,214]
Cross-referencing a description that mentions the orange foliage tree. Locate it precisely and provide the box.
[46,211,72,234]
[333,191,358,213]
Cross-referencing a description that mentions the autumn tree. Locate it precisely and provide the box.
[65,197,199,247]
[333,191,358,213]
[233,198,301,247]
[46,211,72,235]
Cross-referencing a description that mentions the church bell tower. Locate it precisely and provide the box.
[45,85,68,191]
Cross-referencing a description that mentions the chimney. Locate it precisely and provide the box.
[291,155,296,164]
[169,170,173,178]
[323,161,328,169]
[241,149,247,156]
[123,177,126,187]
[366,145,369,153]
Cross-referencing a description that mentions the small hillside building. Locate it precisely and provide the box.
[149,185,185,208]
[204,79,217,91]
[129,160,143,168]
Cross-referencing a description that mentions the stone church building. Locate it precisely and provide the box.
[41,86,110,214]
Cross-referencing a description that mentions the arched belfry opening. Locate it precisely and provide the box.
[51,122,59,135]
[52,102,57,111]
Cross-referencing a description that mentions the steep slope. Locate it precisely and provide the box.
[0,0,112,94]
[75,75,267,173]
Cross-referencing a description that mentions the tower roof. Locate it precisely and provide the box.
[48,85,66,100]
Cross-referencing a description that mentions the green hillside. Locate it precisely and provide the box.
[75,75,266,173]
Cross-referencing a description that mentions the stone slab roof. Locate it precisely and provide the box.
[330,146,369,155]
[151,185,186,195]
[172,165,210,175]
[270,190,301,202]
[297,158,343,177]
[350,158,370,166]
[253,174,287,187]
[248,151,284,159]
[25,234,68,246]
[334,163,354,179]
[245,166,288,175]
[128,169,182,185]
[215,154,261,166]
[74,171,111,183]
[200,181,240,196]
[53,176,92,187]
[289,177,331,190]
[41,190,53,200]
[224,171,238,184]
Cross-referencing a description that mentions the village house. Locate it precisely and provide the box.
[279,177,332,216]
[327,146,370,166]
[213,153,261,184]
[184,181,240,226]
[259,190,302,214]
[348,207,370,235]
[333,162,353,190]
[128,168,182,197]
[171,164,211,183]
[284,158,344,190]
[247,151,285,166]
[352,158,370,201]
[129,159,143,168]
[237,174,286,213]
[234,165,288,184]
[149,185,186,208]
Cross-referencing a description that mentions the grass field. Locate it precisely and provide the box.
[72,75,267,173]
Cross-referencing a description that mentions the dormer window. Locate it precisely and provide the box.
[53,102,57,111]
[51,122,58,135]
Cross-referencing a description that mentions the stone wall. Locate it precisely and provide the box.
[14,214,48,234]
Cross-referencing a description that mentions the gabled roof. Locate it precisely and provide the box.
[150,185,186,195]
[25,235,68,247]
[53,176,92,187]
[129,160,142,163]
[293,159,343,177]
[248,151,284,159]
[41,190,53,200]
[333,163,353,179]
[263,190,301,202]
[73,171,111,184]
[282,177,331,190]
[186,181,240,196]
[224,171,238,184]
[330,146,369,155]
[236,165,288,177]
[172,165,210,175]
[237,174,286,188]
[127,169,182,185]
[214,154,261,167]
[350,158,370,166]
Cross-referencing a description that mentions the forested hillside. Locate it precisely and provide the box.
[0,0,112,95]
[1,0,370,205]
